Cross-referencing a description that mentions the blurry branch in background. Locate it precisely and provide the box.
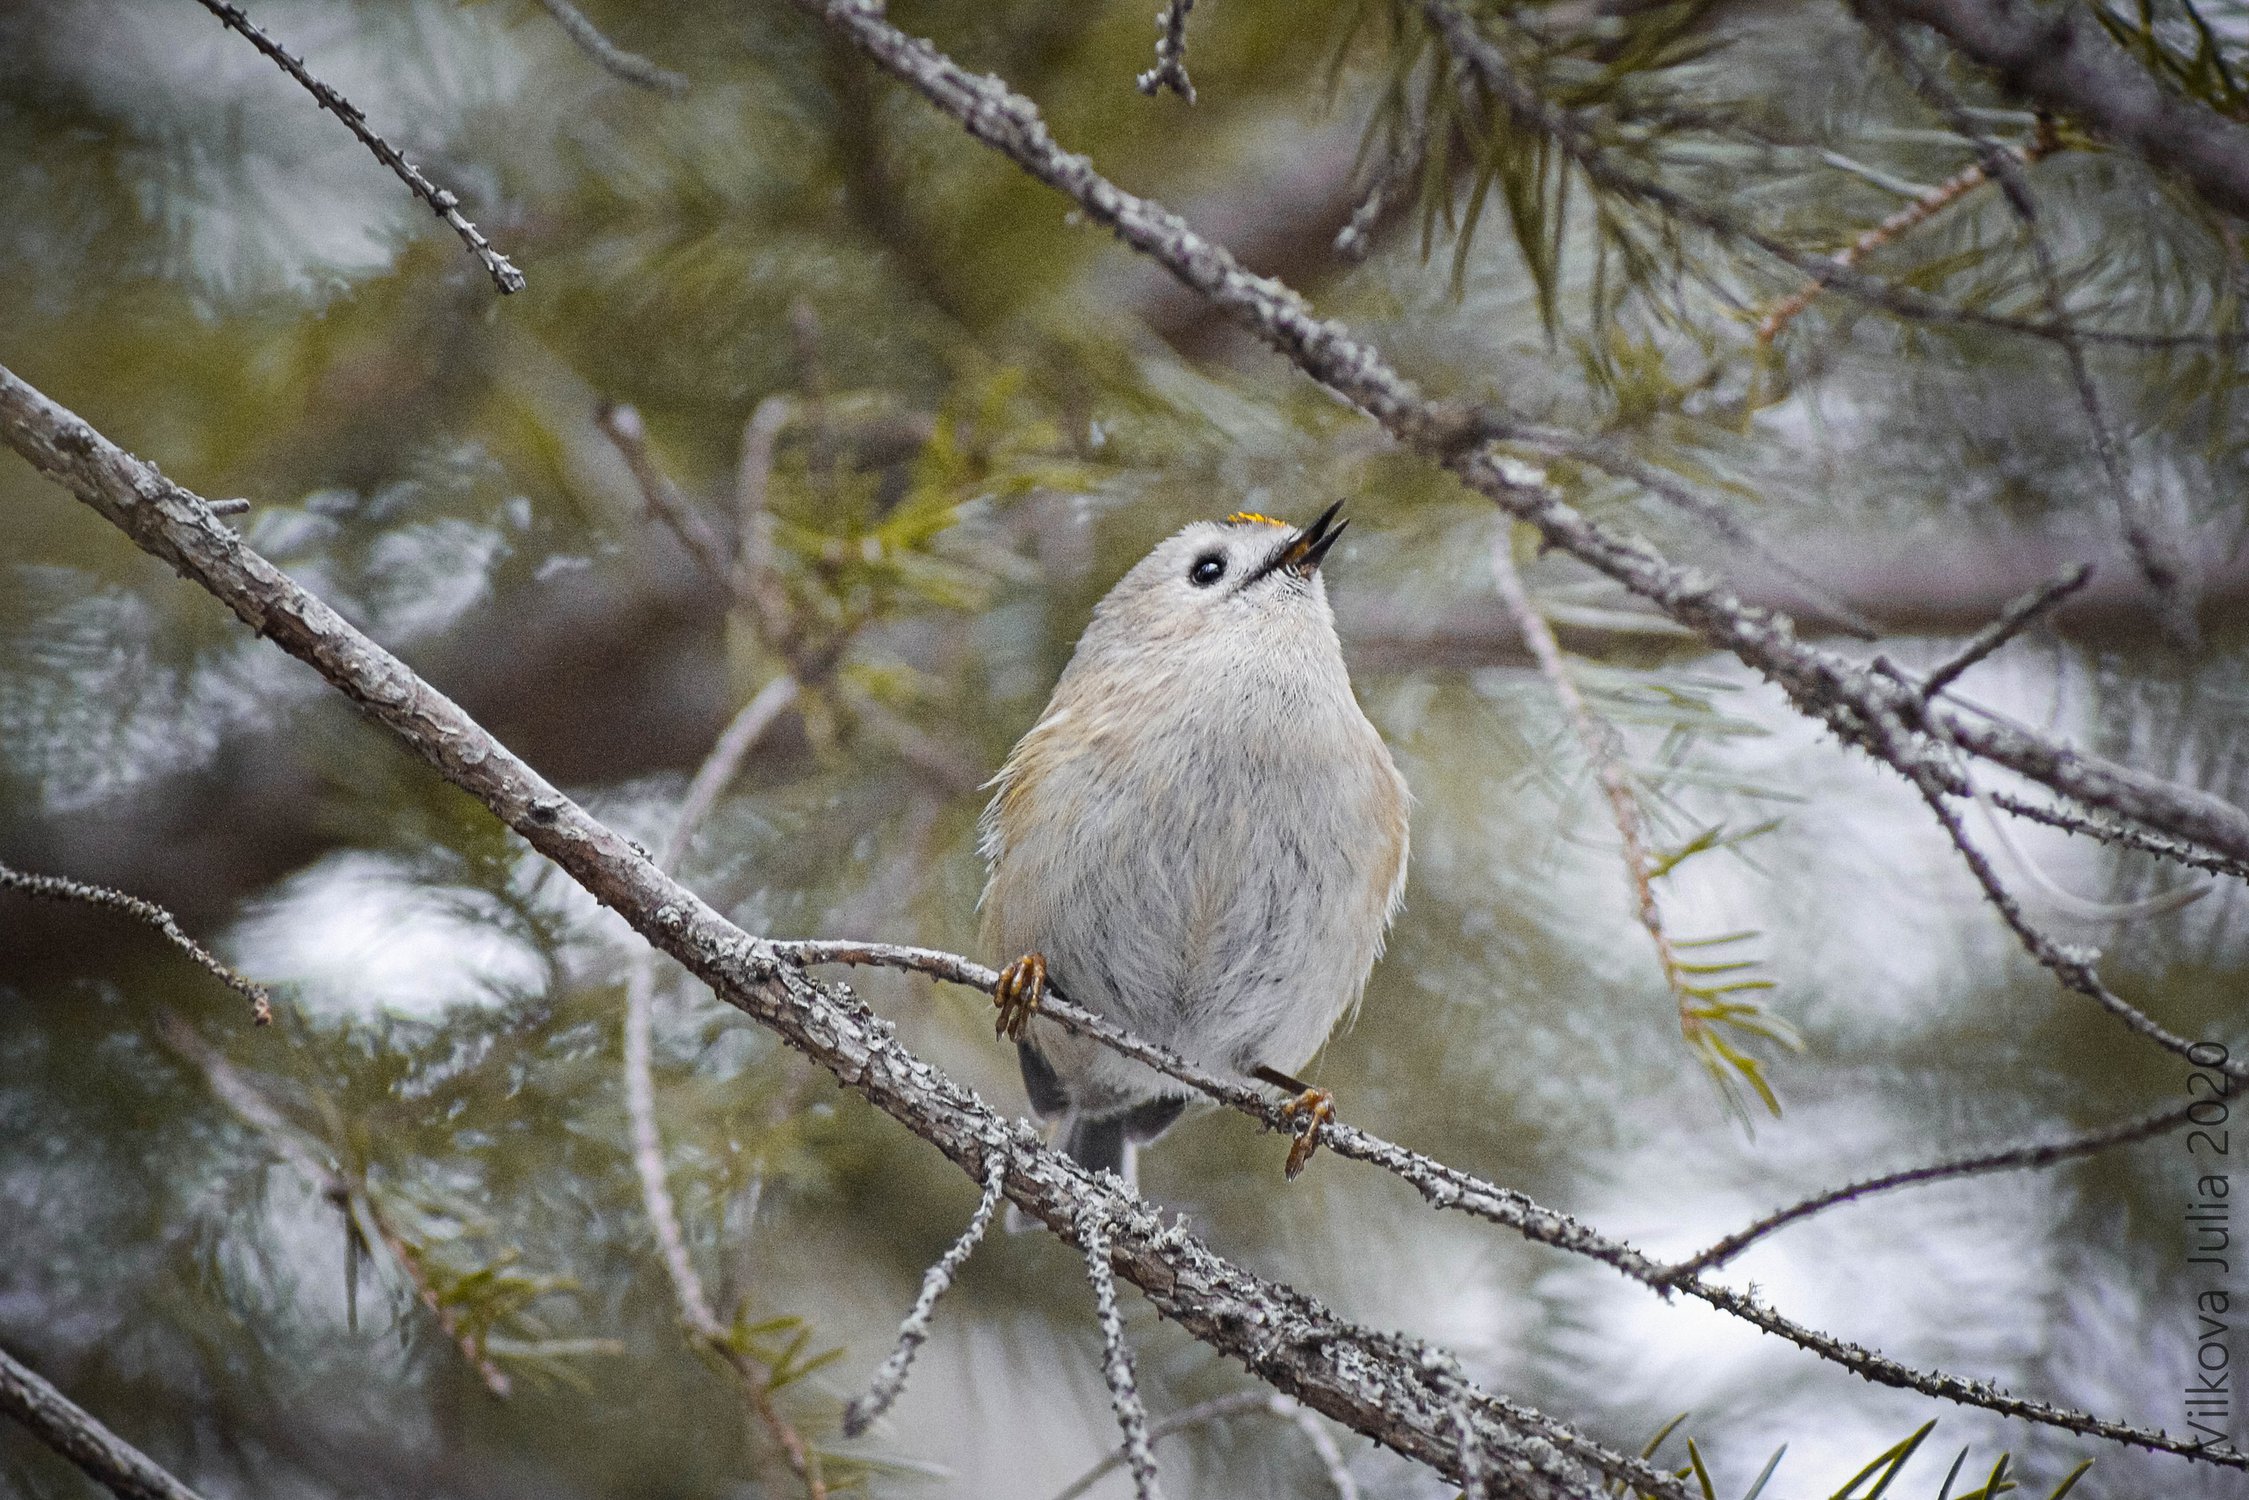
[619,673,822,1499]
[532,0,688,94]
[1136,0,1199,102]
[1664,1091,2213,1282]
[791,0,2249,880]
[186,0,526,293]
[1754,117,2060,343]
[1398,0,2197,348]
[0,860,273,1025]
[1869,26,2199,650]
[0,1344,207,1500]
[1078,1215,1166,1500]
[0,360,1688,1500]
[595,403,735,590]
[1050,1390,1359,1500]
[155,1016,519,1397]
[1488,537,1795,1119]
[1863,0,2249,221]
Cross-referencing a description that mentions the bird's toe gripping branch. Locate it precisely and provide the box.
[993,952,1047,1041]
[1256,1065,1336,1179]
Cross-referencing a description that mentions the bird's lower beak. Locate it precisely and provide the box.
[1275,499,1348,578]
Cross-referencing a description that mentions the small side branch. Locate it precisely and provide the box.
[1912,779,2243,1082]
[1920,564,2091,699]
[0,1344,207,1500]
[533,0,688,94]
[1135,0,1198,103]
[1756,120,2059,342]
[0,860,272,1025]
[843,1152,1007,1436]
[622,676,820,1495]
[1664,1093,2206,1280]
[1080,1217,1164,1500]
[188,0,526,293]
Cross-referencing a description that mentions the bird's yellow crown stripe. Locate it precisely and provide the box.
[1225,511,1288,528]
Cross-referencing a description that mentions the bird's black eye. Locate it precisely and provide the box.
[1188,552,1227,587]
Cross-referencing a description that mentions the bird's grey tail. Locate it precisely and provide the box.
[1062,1112,1136,1187]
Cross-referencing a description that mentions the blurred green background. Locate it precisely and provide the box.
[2,0,2245,1495]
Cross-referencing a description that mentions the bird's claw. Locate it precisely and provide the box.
[993,952,1047,1042]
[1278,1086,1335,1180]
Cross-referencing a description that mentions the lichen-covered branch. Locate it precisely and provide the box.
[0,361,1658,1500]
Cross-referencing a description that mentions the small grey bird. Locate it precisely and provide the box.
[978,503,1410,1186]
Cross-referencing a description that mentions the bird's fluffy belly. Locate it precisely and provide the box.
[1008,753,1384,1115]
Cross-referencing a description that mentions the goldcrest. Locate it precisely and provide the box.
[978,503,1409,1186]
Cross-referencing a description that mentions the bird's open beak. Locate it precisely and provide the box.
[1253,500,1348,584]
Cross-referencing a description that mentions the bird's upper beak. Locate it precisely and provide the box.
[1254,500,1349,583]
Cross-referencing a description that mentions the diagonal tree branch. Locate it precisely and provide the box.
[789,0,2249,877]
[0,1344,207,1500]
[189,0,526,293]
[0,362,1659,1500]
[0,860,272,1025]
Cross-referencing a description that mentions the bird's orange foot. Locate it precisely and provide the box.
[992,952,1047,1042]
[1278,1086,1335,1180]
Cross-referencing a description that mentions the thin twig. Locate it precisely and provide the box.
[156,1016,513,1396]
[187,0,524,294]
[1080,1216,1164,1500]
[1664,1093,2208,1280]
[533,0,688,94]
[1335,109,1427,262]
[1909,774,2243,1082]
[596,402,736,590]
[623,675,822,1496]
[842,1151,1007,1437]
[1871,30,2198,648]
[1987,791,2249,883]
[1920,563,2091,699]
[1756,121,2060,342]
[0,860,271,1025]
[1135,0,1198,103]
[1488,543,1707,1084]
[733,395,799,652]
[0,1343,208,1500]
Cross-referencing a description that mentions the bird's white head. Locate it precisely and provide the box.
[1069,502,1351,672]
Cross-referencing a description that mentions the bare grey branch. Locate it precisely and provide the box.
[533,0,687,95]
[0,1343,207,1500]
[189,0,525,293]
[1665,1093,2207,1280]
